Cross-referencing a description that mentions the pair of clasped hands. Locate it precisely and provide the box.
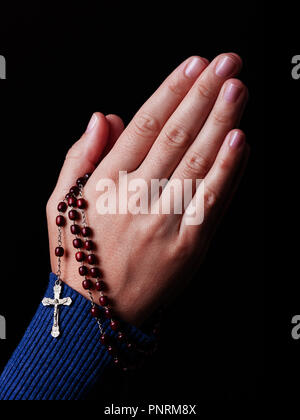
[47,53,249,326]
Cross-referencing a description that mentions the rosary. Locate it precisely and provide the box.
[42,173,159,371]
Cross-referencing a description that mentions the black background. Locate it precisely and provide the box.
[0,0,269,404]
[284,10,300,403]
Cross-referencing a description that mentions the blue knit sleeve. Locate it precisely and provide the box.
[0,273,153,400]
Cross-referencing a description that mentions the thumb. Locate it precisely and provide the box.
[54,112,110,196]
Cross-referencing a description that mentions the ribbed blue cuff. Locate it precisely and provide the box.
[0,273,153,400]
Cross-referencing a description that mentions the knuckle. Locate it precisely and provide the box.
[218,155,231,171]
[164,124,191,149]
[183,152,211,177]
[196,80,213,100]
[167,73,188,97]
[65,140,82,161]
[132,112,160,139]
[203,184,218,209]
[211,108,231,126]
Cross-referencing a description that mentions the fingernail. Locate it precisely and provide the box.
[224,82,243,103]
[228,131,244,149]
[86,113,97,133]
[215,55,238,78]
[185,57,206,79]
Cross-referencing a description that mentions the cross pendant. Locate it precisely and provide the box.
[42,282,72,338]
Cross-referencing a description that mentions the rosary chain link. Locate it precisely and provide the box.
[56,225,62,285]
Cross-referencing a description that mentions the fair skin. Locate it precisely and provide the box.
[46,53,249,326]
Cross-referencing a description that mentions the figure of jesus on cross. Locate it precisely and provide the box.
[42,283,72,338]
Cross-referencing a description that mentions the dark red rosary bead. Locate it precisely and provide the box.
[84,173,92,180]
[84,240,94,251]
[127,342,135,350]
[113,357,120,366]
[70,185,80,196]
[90,306,100,317]
[82,279,92,290]
[67,196,77,207]
[68,210,79,220]
[110,320,120,331]
[81,227,91,237]
[76,177,86,187]
[75,251,85,262]
[104,307,113,318]
[65,193,73,199]
[55,246,64,257]
[117,332,126,342]
[100,333,109,345]
[73,238,83,248]
[87,254,96,265]
[99,295,108,306]
[56,215,66,226]
[70,224,81,235]
[107,345,116,355]
[79,266,88,276]
[57,202,67,213]
[95,280,105,291]
[77,198,86,209]
[90,267,100,278]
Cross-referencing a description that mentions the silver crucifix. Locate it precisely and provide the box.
[42,282,72,338]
